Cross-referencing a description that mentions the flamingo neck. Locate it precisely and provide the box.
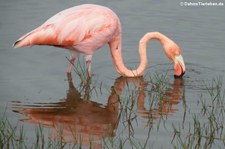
[110,32,170,77]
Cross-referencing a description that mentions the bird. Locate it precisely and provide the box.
[13,4,185,78]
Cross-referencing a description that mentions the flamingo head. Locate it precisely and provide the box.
[173,54,185,78]
[164,42,186,78]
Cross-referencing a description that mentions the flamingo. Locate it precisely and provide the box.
[13,4,185,78]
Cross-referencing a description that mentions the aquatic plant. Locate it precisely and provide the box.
[2,70,225,148]
[172,77,225,149]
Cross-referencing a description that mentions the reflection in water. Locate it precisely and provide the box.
[13,74,120,149]
[12,74,184,148]
[114,77,185,126]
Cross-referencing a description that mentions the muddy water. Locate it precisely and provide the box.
[1,0,225,148]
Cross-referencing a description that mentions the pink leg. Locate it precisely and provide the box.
[67,51,79,73]
[85,55,93,77]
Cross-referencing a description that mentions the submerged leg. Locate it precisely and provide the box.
[85,54,93,77]
[67,51,79,74]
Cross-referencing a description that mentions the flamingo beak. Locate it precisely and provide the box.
[174,55,186,78]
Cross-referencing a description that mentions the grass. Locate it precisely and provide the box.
[66,56,92,86]
[0,71,170,149]
[0,114,25,149]
[1,59,225,148]
[171,76,225,149]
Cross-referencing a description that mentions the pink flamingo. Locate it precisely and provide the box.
[13,4,185,78]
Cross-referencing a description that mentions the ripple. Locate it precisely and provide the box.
[147,63,225,92]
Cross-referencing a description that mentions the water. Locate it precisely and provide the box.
[1,0,225,148]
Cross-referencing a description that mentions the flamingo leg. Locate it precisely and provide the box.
[85,55,93,77]
[67,51,79,73]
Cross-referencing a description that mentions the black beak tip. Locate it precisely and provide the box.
[174,71,185,79]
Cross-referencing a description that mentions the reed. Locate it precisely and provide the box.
[172,76,225,149]
[1,72,225,148]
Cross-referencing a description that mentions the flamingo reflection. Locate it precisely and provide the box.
[13,74,120,148]
[12,74,184,148]
[110,77,184,125]
[137,78,184,125]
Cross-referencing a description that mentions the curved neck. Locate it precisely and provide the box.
[109,32,171,77]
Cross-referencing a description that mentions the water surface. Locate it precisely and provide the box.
[0,0,225,148]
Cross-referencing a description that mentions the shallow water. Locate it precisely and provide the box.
[1,0,225,148]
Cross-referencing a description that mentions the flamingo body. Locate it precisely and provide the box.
[14,4,119,54]
[13,4,186,78]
